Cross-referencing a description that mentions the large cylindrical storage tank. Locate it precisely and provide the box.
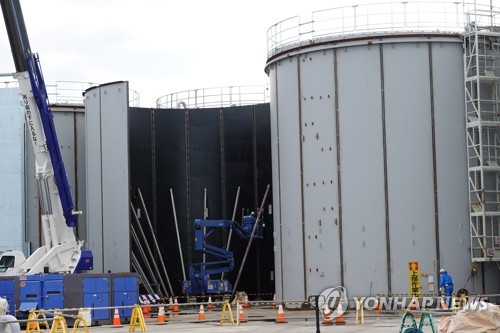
[266,2,496,300]
[129,86,274,296]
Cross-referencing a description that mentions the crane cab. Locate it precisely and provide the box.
[0,251,26,274]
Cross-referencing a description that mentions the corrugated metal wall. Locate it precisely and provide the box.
[85,82,131,274]
[129,104,274,295]
[0,88,25,252]
[266,33,500,299]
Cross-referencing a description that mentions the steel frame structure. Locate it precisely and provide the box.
[464,9,500,262]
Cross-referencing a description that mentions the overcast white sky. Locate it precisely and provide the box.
[0,0,495,107]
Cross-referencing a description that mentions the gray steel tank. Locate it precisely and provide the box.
[266,1,499,300]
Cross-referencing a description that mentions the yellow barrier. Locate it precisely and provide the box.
[220,301,235,326]
[50,314,69,333]
[26,310,40,333]
[129,305,147,332]
[72,314,88,333]
[356,297,365,325]
[37,310,51,331]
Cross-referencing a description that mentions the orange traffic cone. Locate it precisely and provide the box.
[207,295,213,310]
[440,296,448,310]
[335,302,346,325]
[374,296,382,315]
[410,297,419,310]
[173,298,180,313]
[112,308,122,326]
[198,304,206,321]
[168,297,174,311]
[243,295,250,308]
[275,303,287,323]
[439,296,448,317]
[408,297,419,318]
[323,304,333,325]
[142,304,152,318]
[238,304,247,324]
[157,306,166,323]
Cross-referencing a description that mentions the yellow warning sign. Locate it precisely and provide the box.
[408,261,421,297]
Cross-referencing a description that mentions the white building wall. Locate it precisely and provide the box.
[85,81,130,274]
[0,88,24,252]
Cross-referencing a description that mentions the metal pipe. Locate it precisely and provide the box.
[131,252,155,296]
[137,188,174,296]
[130,202,168,297]
[428,42,441,277]
[221,186,240,280]
[203,188,207,264]
[131,224,160,294]
[170,188,187,281]
[378,45,391,293]
[231,184,270,298]
[297,58,307,299]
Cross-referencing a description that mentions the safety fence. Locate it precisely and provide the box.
[2,293,498,332]
[0,79,141,106]
[46,81,141,107]
[155,85,269,109]
[267,1,500,58]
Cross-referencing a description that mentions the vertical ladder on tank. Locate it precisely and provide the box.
[463,7,500,262]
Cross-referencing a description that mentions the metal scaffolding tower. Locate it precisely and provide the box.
[464,5,500,262]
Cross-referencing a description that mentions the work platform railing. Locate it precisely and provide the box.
[267,1,500,58]
[0,79,141,106]
[156,85,269,109]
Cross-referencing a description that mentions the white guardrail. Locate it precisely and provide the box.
[267,1,500,57]
[156,85,269,109]
[0,80,141,106]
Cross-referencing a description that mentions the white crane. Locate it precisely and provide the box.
[0,0,92,275]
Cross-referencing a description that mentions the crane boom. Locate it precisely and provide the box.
[0,0,92,275]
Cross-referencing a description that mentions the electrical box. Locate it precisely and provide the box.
[64,273,111,325]
[0,276,18,315]
[43,275,64,310]
[83,276,110,322]
[112,273,139,320]
[19,275,42,313]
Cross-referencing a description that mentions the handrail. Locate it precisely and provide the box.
[156,85,269,109]
[267,1,500,58]
[1,80,140,106]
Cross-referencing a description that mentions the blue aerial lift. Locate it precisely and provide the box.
[182,213,263,294]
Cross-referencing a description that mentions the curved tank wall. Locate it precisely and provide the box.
[266,33,480,299]
[129,104,274,296]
